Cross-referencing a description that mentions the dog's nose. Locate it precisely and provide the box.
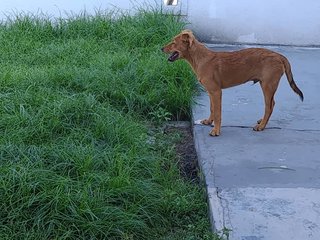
[161,47,164,52]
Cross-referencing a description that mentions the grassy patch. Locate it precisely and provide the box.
[0,7,219,240]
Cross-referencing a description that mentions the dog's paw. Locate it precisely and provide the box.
[200,119,214,126]
[253,124,265,131]
[209,128,220,137]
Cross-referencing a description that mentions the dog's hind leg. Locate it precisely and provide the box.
[256,98,275,124]
[256,100,275,125]
[254,78,280,131]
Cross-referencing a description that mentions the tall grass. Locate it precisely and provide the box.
[0,7,217,240]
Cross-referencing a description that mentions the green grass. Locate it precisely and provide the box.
[0,7,219,240]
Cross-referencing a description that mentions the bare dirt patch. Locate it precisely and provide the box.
[164,121,200,183]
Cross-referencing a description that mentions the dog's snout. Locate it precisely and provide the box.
[161,47,164,52]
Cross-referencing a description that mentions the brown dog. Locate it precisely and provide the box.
[162,30,304,136]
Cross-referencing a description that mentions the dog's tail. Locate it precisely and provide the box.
[282,56,304,101]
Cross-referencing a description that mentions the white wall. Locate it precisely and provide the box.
[0,0,137,19]
[1,0,320,46]
[187,0,320,46]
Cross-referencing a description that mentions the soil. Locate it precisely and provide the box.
[164,121,200,184]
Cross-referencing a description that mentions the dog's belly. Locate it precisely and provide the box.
[221,75,255,89]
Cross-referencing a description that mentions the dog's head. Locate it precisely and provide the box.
[161,30,195,62]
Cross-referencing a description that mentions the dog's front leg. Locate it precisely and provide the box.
[208,90,222,136]
[200,94,215,126]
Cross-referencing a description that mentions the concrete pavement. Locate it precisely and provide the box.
[192,45,320,240]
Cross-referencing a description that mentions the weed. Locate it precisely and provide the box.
[149,106,172,125]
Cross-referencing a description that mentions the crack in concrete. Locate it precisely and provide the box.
[216,187,233,236]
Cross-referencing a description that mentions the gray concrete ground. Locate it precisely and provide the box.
[192,45,320,240]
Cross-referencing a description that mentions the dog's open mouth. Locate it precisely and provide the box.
[168,51,179,62]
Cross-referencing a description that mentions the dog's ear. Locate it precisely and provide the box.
[181,30,194,47]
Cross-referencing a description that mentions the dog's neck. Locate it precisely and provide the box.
[183,41,213,77]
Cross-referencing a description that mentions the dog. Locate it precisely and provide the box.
[162,30,304,136]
